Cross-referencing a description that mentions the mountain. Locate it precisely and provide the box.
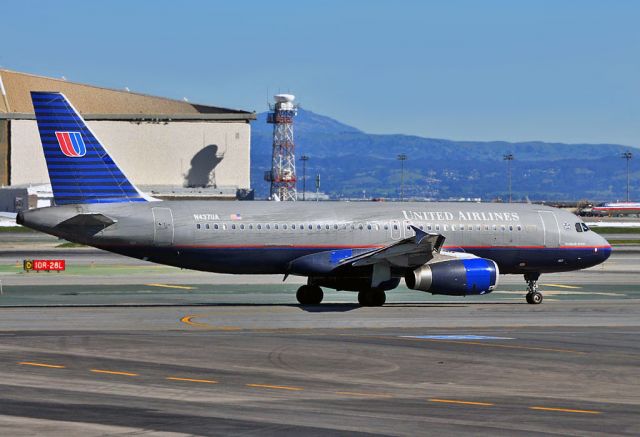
[251,108,636,201]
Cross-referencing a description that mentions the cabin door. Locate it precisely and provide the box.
[538,211,560,248]
[390,220,401,240]
[152,207,174,246]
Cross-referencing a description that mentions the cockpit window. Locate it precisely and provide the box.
[581,223,589,232]
[575,223,583,233]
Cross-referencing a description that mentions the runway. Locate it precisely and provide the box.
[0,243,639,435]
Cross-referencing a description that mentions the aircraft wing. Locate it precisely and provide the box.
[344,226,445,269]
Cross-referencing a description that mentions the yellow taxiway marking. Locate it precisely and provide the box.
[530,406,601,414]
[246,383,304,391]
[180,315,241,331]
[146,283,195,290]
[429,398,494,406]
[90,369,138,377]
[541,283,582,289]
[18,361,65,369]
[166,376,218,384]
[336,391,393,398]
[393,336,585,354]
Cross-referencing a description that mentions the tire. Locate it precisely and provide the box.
[358,290,370,306]
[530,291,543,305]
[358,289,386,307]
[296,285,323,305]
[525,293,533,304]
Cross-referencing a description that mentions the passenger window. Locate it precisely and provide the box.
[257,224,262,230]
[436,225,440,231]
[308,224,313,230]
[575,223,583,232]
[282,224,287,230]
[222,224,227,230]
[205,224,210,229]
[359,224,364,230]
[517,225,522,231]
[384,224,389,230]
[325,224,329,230]
[334,224,338,230]
[231,224,236,230]
[240,224,245,230]
[509,225,513,231]
[292,224,296,230]
[248,224,253,230]
[427,224,432,231]
[196,224,201,229]
[476,225,481,231]
[367,224,372,230]
[393,225,398,230]
[214,224,219,230]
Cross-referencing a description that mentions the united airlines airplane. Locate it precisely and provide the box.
[18,92,612,306]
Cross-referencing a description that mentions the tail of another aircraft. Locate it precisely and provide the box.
[31,91,151,205]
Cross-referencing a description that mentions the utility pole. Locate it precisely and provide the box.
[622,151,633,202]
[397,154,407,201]
[503,153,514,203]
[300,155,309,201]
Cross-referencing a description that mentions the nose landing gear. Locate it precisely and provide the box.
[524,273,543,304]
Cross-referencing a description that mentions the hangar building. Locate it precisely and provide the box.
[0,69,255,207]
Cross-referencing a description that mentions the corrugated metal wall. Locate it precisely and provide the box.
[0,120,8,185]
[9,120,251,190]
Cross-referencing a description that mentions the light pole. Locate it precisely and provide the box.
[503,153,514,203]
[315,173,320,202]
[300,155,309,201]
[397,154,407,201]
[622,151,633,202]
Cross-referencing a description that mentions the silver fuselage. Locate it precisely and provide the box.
[20,201,611,277]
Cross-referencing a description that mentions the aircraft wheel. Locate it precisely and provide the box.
[357,291,370,306]
[296,285,323,305]
[358,289,386,307]
[526,291,543,305]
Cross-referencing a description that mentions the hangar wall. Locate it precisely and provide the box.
[10,120,250,189]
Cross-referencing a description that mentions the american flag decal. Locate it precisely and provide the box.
[55,131,86,157]
[230,213,242,220]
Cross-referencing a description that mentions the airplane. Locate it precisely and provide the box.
[592,202,640,216]
[17,92,612,306]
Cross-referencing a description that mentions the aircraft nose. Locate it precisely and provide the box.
[595,234,612,263]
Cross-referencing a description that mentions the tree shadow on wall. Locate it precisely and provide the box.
[184,144,224,188]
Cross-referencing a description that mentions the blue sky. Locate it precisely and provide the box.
[2,0,638,146]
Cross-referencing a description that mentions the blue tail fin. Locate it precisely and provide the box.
[31,91,148,205]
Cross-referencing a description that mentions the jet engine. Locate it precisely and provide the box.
[405,258,499,296]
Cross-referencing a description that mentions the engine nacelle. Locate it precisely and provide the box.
[405,258,499,296]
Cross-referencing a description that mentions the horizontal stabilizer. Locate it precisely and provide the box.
[55,213,117,236]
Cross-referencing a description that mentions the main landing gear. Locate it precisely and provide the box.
[524,273,543,305]
[296,284,324,305]
[358,289,386,307]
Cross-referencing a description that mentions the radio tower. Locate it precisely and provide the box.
[265,94,298,201]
